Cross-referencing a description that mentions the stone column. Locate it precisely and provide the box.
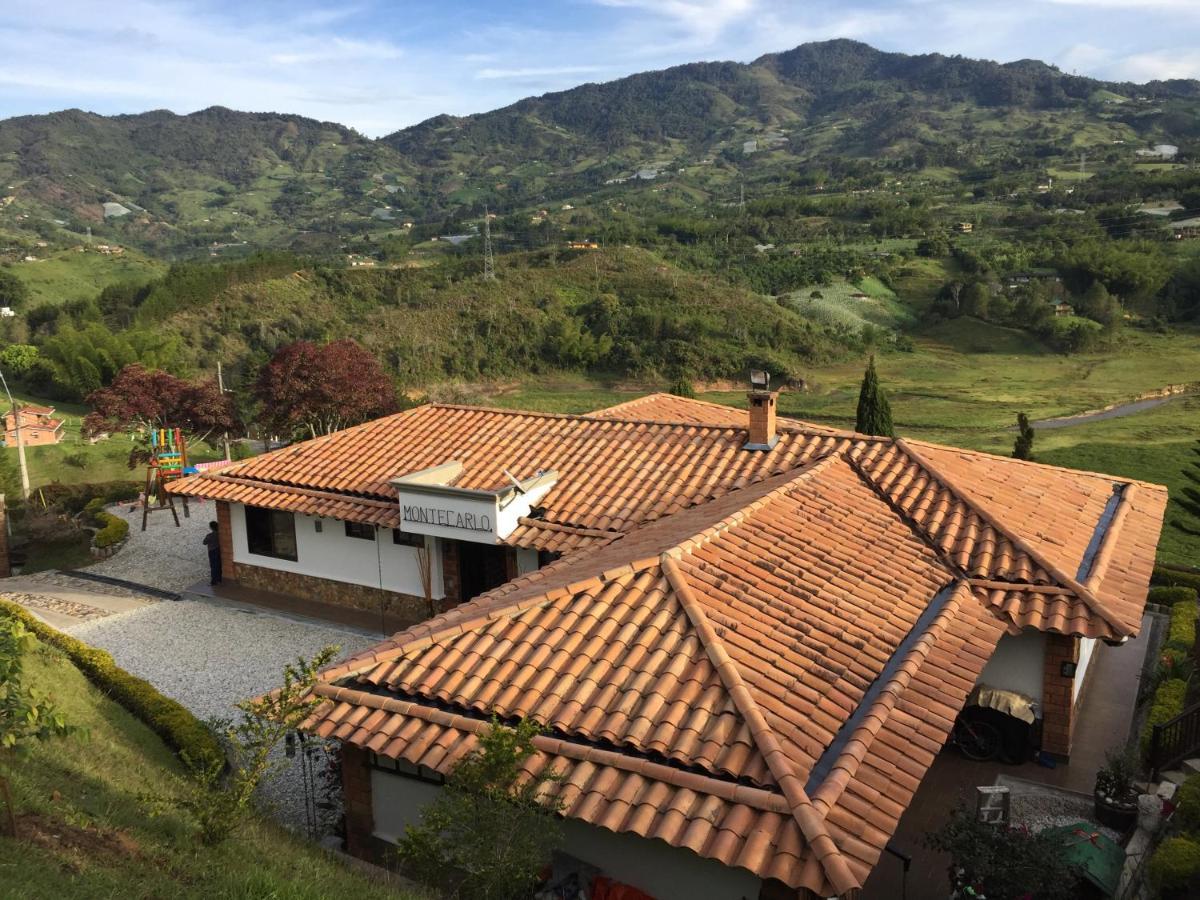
[216,501,235,582]
[341,744,377,860]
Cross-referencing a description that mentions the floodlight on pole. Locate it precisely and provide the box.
[749,370,770,391]
[0,367,31,500]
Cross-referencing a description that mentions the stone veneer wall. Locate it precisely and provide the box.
[216,501,235,582]
[1041,633,1079,758]
[232,561,430,625]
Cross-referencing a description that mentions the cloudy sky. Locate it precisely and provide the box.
[1,0,1197,136]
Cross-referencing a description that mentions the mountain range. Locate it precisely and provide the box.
[1,39,1197,256]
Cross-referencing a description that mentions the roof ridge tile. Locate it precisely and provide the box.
[895,439,1130,638]
[660,555,860,896]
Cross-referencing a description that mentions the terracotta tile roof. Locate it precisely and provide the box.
[170,397,1166,640]
[304,455,1020,895]
[591,392,847,435]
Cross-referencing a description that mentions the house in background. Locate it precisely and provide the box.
[3,404,64,447]
[171,392,1166,899]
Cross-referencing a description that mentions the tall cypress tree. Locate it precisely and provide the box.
[1012,412,1035,460]
[855,355,894,437]
[1176,439,1200,535]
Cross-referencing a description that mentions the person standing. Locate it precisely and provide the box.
[203,520,222,586]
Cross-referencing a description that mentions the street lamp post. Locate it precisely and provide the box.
[0,368,31,500]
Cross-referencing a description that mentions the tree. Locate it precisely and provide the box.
[83,364,237,447]
[148,646,338,845]
[0,344,38,377]
[855,355,894,437]
[927,804,1082,900]
[1175,439,1200,536]
[0,270,29,312]
[254,339,397,439]
[398,718,564,900]
[1012,412,1035,460]
[0,618,76,837]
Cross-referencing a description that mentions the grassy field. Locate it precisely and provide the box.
[9,249,166,305]
[6,388,223,491]
[0,634,421,899]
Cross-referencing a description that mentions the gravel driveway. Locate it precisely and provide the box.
[82,499,218,592]
[68,600,375,834]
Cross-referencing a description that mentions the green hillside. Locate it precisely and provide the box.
[0,41,1196,259]
[0,625,420,899]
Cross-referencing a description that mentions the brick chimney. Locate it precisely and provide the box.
[745,389,779,450]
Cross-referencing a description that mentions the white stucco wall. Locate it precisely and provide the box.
[370,770,762,900]
[1074,637,1097,705]
[976,629,1046,703]
[230,503,443,598]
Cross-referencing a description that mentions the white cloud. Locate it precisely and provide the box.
[593,0,759,43]
[1107,49,1200,81]
[477,65,606,80]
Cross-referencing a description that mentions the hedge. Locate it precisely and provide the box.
[93,510,130,549]
[1142,678,1190,758]
[1148,836,1200,897]
[1177,774,1200,835]
[0,599,222,765]
[35,480,141,515]
[1153,566,1200,594]
[1166,600,1199,653]
[1150,586,1200,608]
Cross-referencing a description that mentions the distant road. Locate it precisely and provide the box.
[1030,393,1193,430]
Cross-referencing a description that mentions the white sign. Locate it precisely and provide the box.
[391,462,557,545]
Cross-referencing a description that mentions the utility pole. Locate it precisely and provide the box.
[217,361,231,462]
[482,207,496,281]
[0,369,30,500]
[1079,152,1086,175]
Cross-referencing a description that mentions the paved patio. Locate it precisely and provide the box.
[862,616,1158,899]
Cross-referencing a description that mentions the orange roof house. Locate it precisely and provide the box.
[3,404,65,447]
[170,391,1166,899]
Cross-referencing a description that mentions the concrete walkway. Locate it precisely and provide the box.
[0,572,156,629]
[862,615,1159,899]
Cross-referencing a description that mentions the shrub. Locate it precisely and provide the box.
[92,511,130,549]
[1150,586,1200,608]
[1148,836,1200,897]
[1166,601,1198,653]
[398,718,564,900]
[925,804,1082,900]
[37,480,140,515]
[62,451,89,469]
[0,600,221,766]
[1176,774,1200,835]
[1142,678,1189,758]
[1153,567,1200,594]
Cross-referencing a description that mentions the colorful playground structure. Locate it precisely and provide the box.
[142,427,200,530]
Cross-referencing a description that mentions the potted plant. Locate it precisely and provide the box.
[1094,749,1139,831]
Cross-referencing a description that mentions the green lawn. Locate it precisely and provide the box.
[0,634,423,899]
[6,388,223,490]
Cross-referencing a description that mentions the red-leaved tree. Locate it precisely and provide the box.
[254,339,397,439]
[83,365,239,466]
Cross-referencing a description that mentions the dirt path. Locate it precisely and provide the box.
[1028,392,1193,431]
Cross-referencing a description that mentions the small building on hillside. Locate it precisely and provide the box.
[566,239,600,251]
[3,405,64,447]
[1172,218,1200,240]
[954,221,974,233]
[171,391,1167,900]
[1053,301,1075,317]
